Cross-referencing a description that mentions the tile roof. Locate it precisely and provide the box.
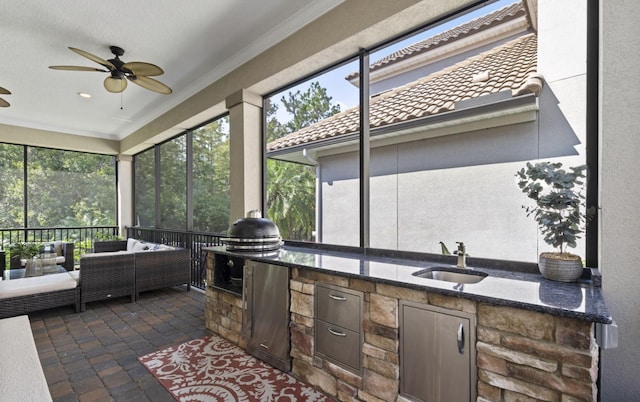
[267,33,539,152]
[345,1,526,81]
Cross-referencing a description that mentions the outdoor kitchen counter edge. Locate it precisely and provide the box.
[204,245,612,324]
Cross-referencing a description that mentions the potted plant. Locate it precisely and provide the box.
[8,242,41,269]
[516,161,595,282]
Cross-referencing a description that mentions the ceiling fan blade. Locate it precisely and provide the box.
[49,65,109,72]
[0,87,10,95]
[128,75,172,95]
[122,62,164,77]
[69,47,115,70]
[104,77,127,93]
[0,97,9,107]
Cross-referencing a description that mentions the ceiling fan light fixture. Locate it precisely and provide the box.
[104,76,128,93]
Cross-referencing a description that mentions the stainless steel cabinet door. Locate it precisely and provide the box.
[400,301,476,402]
[249,262,290,365]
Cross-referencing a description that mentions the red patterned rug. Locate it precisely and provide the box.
[139,334,335,402]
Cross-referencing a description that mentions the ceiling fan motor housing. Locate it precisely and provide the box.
[108,46,129,78]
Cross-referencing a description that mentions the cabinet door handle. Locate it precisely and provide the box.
[329,294,347,301]
[328,328,347,337]
[259,343,269,350]
[457,323,465,354]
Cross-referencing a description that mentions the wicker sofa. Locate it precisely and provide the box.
[0,244,80,318]
[78,238,191,311]
[0,270,80,319]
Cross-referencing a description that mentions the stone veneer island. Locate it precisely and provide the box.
[204,245,609,402]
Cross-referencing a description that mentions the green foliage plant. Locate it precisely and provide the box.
[516,162,595,256]
[9,242,40,259]
[93,232,123,241]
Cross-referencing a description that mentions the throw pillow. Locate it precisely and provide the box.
[131,241,149,252]
[127,238,139,251]
[41,243,55,254]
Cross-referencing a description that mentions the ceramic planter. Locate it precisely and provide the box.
[538,252,583,282]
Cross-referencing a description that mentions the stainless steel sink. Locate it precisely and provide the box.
[413,267,488,284]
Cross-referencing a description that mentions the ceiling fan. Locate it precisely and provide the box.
[49,46,172,95]
[0,86,10,107]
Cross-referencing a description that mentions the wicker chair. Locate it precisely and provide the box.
[8,242,75,271]
[78,252,135,312]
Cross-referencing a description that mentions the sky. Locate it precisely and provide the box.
[270,0,516,120]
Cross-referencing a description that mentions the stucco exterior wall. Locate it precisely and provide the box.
[319,104,586,262]
[599,1,640,400]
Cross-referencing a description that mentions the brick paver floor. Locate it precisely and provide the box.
[28,286,208,401]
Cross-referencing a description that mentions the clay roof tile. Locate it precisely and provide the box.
[267,33,539,152]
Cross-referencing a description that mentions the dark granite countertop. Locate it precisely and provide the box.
[204,244,612,324]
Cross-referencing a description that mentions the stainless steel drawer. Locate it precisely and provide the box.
[316,284,362,333]
[316,319,361,372]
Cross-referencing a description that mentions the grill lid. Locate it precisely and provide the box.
[222,210,282,251]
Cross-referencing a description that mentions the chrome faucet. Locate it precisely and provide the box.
[456,242,466,268]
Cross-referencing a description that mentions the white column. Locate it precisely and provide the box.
[225,89,263,223]
[600,1,640,400]
[117,154,133,236]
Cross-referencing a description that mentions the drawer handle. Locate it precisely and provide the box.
[457,323,464,354]
[328,294,347,301]
[259,343,269,350]
[328,328,347,337]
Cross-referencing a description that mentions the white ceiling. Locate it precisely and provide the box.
[0,0,342,141]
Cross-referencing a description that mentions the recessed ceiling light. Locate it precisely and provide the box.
[77,92,91,98]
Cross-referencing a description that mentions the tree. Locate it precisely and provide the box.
[134,149,156,227]
[133,116,231,233]
[0,143,24,228]
[159,136,187,229]
[193,117,230,233]
[266,81,341,241]
[15,147,116,228]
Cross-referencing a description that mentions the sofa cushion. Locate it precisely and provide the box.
[0,272,78,299]
[0,315,52,401]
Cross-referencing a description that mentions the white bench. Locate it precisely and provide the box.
[0,315,52,401]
